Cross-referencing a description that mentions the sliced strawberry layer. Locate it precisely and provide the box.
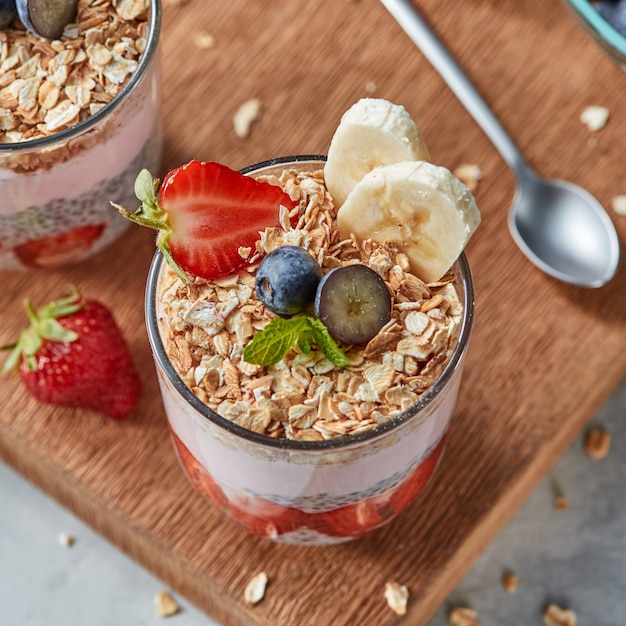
[14,223,105,268]
[170,427,447,540]
[307,435,447,538]
[388,433,447,514]
[158,160,299,279]
[228,494,305,538]
[170,429,229,511]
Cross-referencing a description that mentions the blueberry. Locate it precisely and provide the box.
[16,0,77,39]
[0,0,17,28]
[255,246,322,317]
[314,264,392,345]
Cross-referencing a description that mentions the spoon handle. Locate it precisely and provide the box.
[380,0,529,176]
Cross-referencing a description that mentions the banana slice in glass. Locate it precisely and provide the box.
[337,160,481,283]
[324,98,430,208]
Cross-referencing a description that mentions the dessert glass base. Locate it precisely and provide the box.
[145,156,475,545]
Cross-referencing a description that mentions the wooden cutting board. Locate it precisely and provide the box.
[2,1,626,624]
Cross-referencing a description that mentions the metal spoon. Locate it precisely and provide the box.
[380,0,620,287]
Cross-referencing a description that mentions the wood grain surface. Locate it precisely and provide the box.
[2,1,626,624]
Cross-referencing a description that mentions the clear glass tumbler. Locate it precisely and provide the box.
[145,156,475,545]
[0,0,162,270]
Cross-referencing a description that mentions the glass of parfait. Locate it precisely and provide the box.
[145,156,475,546]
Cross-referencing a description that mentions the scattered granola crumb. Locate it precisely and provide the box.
[244,572,268,605]
[384,581,409,616]
[502,571,518,593]
[553,495,569,511]
[365,81,377,93]
[154,590,180,617]
[580,105,609,131]
[58,532,75,547]
[611,195,626,216]
[233,98,262,138]
[584,428,611,459]
[543,603,577,626]
[449,606,480,626]
[194,31,216,49]
[453,163,482,192]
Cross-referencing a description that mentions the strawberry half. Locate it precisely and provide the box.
[115,160,299,281]
[1,289,141,419]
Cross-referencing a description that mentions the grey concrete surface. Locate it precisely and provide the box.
[1,376,625,626]
[428,376,626,626]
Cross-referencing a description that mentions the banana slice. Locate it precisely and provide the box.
[324,98,430,208]
[337,160,481,283]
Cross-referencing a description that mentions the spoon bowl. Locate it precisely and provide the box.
[381,0,620,287]
[510,171,620,287]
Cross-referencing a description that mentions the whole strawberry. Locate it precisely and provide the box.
[1,289,141,419]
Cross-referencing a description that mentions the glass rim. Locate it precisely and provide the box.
[0,0,162,153]
[145,155,476,452]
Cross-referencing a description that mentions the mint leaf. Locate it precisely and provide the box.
[297,331,313,354]
[308,317,349,367]
[243,316,311,365]
[243,315,348,368]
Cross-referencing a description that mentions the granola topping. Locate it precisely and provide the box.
[158,168,464,441]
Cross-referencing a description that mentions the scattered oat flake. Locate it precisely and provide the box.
[454,163,482,192]
[611,195,626,216]
[554,495,569,511]
[194,31,216,49]
[449,607,480,626]
[584,428,611,459]
[233,98,262,138]
[58,532,75,547]
[502,571,518,593]
[154,590,180,617]
[244,571,268,605]
[384,581,409,616]
[580,105,609,131]
[543,603,577,626]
